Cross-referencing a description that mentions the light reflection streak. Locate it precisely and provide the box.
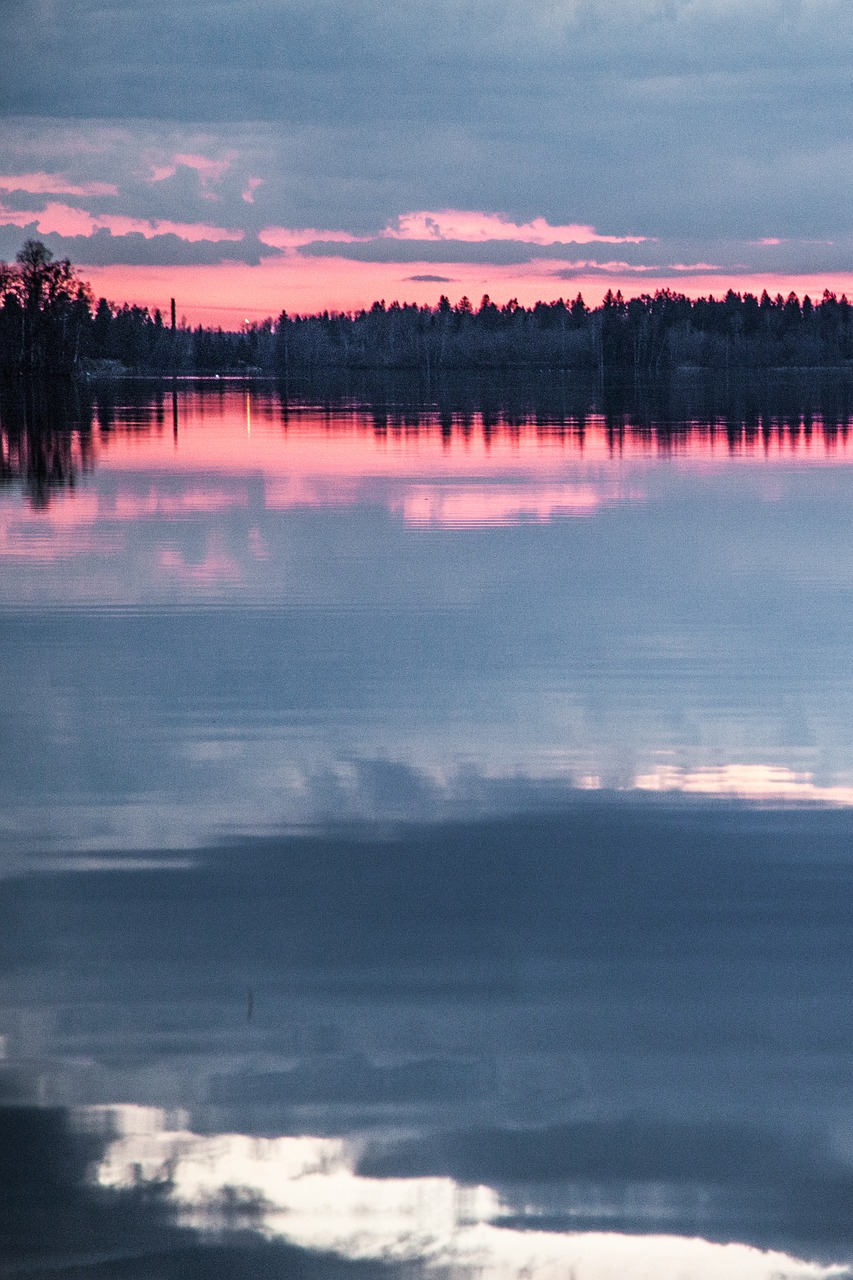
[634,764,853,806]
[10,751,853,864]
[92,1106,846,1280]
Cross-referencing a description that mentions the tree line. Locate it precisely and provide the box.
[3,239,853,376]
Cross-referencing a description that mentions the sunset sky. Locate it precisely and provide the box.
[1,0,852,323]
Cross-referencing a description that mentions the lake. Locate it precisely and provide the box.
[3,373,853,1280]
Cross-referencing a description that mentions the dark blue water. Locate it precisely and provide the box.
[3,379,853,1279]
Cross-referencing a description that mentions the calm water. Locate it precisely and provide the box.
[4,377,853,1279]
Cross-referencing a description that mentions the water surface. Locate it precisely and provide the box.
[3,376,853,1279]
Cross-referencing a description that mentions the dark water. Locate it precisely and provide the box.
[3,376,853,1279]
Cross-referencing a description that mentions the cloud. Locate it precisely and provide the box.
[0,2,852,256]
[405,274,456,282]
[283,211,651,267]
[0,106,851,288]
[259,225,366,251]
[0,223,277,267]
[297,239,648,266]
[0,199,243,242]
[548,262,680,280]
[0,171,118,197]
[255,212,653,268]
[382,211,648,245]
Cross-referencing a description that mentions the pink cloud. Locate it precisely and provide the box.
[563,259,656,273]
[259,226,367,250]
[0,200,243,242]
[242,177,264,204]
[669,262,721,272]
[382,211,649,245]
[259,211,649,254]
[0,172,119,197]
[149,152,237,198]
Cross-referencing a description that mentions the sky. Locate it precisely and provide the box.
[1,1,852,321]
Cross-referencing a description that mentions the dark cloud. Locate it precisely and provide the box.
[298,233,853,275]
[0,2,852,246]
[2,215,847,274]
[0,191,51,213]
[297,238,623,265]
[60,228,277,267]
[0,224,278,267]
[548,265,681,280]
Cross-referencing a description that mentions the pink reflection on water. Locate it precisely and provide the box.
[93,401,853,479]
[109,486,248,519]
[3,393,853,570]
[0,484,250,564]
[0,495,121,563]
[394,482,640,527]
[158,536,243,584]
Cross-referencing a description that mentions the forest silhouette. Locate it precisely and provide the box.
[4,240,853,378]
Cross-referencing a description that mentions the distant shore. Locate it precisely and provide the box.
[4,240,853,378]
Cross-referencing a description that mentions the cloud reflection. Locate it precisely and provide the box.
[392,482,641,527]
[91,1106,847,1280]
[5,1091,840,1279]
[0,1094,418,1279]
[635,764,853,806]
[7,799,853,1269]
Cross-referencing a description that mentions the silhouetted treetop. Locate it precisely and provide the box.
[0,240,93,375]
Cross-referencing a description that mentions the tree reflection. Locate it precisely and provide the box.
[0,381,96,507]
[3,372,853,507]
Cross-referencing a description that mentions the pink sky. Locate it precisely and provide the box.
[2,180,849,323]
[82,256,853,327]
